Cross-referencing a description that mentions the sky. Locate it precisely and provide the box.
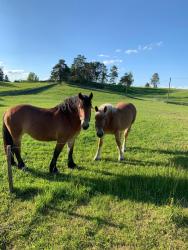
[0,0,188,88]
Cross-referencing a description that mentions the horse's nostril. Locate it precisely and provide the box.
[82,124,89,130]
[97,132,103,138]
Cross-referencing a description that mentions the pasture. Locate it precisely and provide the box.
[0,82,188,249]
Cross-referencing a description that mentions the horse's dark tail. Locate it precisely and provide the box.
[2,120,13,154]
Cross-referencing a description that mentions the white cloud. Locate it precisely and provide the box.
[156,41,163,47]
[125,49,138,54]
[143,45,152,50]
[124,41,163,55]
[98,54,109,58]
[103,59,123,65]
[115,49,122,53]
[141,41,163,51]
[0,60,29,81]
[4,69,29,81]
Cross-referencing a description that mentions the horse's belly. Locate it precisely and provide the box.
[27,131,56,141]
[24,125,58,141]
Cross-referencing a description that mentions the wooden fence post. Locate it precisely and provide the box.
[7,145,13,193]
[167,77,171,103]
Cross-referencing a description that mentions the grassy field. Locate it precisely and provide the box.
[0,82,188,249]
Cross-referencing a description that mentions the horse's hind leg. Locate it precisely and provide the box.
[94,138,103,161]
[13,140,26,169]
[115,132,124,161]
[122,128,130,152]
[49,142,65,173]
[67,138,77,169]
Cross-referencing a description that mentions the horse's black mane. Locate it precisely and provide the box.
[57,95,80,114]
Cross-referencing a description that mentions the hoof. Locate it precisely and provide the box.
[94,156,101,161]
[118,156,125,161]
[18,162,26,169]
[52,167,59,174]
[50,166,59,174]
[68,162,77,169]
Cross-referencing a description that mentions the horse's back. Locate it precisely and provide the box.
[115,102,136,128]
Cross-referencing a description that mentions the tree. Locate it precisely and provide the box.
[145,82,150,87]
[109,65,118,84]
[0,68,4,81]
[27,72,39,82]
[150,73,160,88]
[70,55,87,82]
[4,75,9,82]
[84,61,108,84]
[119,72,134,87]
[99,63,108,84]
[50,59,70,82]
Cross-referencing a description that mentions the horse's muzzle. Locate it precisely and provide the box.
[97,131,104,138]
[82,124,89,130]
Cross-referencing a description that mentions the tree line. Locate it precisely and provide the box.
[0,55,160,88]
[50,55,135,87]
[0,68,9,82]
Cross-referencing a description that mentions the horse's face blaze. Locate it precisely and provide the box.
[78,93,93,130]
[95,111,106,137]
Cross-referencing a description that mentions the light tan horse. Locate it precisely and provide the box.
[3,92,93,173]
[94,102,136,161]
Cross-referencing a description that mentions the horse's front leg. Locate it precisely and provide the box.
[115,132,124,161]
[67,138,77,169]
[94,138,103,161]
[49,141,66,173]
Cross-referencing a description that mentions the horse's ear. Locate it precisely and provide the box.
[95,106,98,112]
[78,93,84,100]
[104,106,107,113]
[89,92,93,100]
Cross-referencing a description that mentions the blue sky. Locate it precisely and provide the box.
[0,0,188,88]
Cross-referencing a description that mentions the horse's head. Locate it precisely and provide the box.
[94,105,107,138]
[78,92,93,130]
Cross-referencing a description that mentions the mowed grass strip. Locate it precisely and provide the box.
[0,82,188,249]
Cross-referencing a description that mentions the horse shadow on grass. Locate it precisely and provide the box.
[17,165,187,240]
[26,166,188,208]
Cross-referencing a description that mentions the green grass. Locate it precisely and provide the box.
[0,82,188,249]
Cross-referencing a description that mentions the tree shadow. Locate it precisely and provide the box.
[0,82,17,88]
[49,206,124,229]
[171,156,188,169]
[165,101,188,106]
[0,83,57,97]
[0,97,4,106]
[101,157,169,168]
[14,186,42,201]
[67,82,146,101]
[172,214,188,228]
[129,146,188,170]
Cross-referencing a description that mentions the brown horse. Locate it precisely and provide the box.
[3,92,93,173]
[94,102,136,161]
